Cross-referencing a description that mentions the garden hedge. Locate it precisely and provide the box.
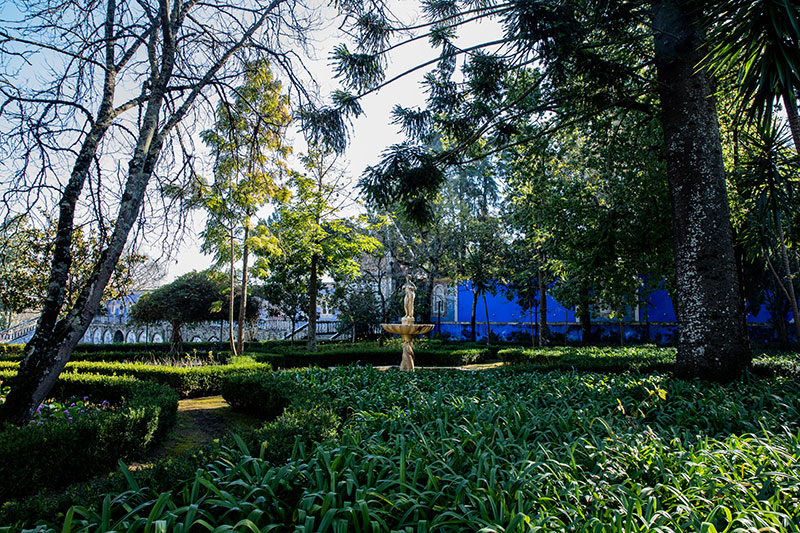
[0,360,271,398]
[222,371,311,419]
[0,346,230,363]
[0,372,178,502]
[63,360,271,397]
[253,344,494,368]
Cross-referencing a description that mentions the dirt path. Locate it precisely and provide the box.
[135,396,262,465]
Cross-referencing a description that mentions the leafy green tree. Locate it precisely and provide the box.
[504,108,673,345]
[264,151,381,351]
[199,60,291,356]
[0,217,50,328]
[255,253,309,341]
[306,0,759,380]
[130,271,223,353]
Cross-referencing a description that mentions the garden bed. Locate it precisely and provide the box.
[0,371,178,502]
[24,364,800,531]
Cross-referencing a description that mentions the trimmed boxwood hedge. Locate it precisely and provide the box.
[1,361,271,398]
[221,371,309,419]
[253,345,493,369]
[496,345,676,372]
[0,344,24,358]
[0,371,178,502]
[63,361,271,397]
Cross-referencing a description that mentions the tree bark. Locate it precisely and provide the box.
[783,89,800,154]
[652,0,750,381]
[578,308,591,345]
[307,253,318,352]
[170,320,183,353]
[228,227,237,357]
[236,220,250,354]
[470,288,478,342]
[482,291,491,345]
[538,255,549,346]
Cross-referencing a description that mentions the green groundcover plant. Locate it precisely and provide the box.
[9,361,798,532]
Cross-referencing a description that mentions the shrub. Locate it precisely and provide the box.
[2,360,271,398]
[0,344,24,361]
[221,371,306,419]
[63,360,271,398]
[496,345,676,372]
[243,405,340,464]
[252,343,494,368]
[0,372,178,502]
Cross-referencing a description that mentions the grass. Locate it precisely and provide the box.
[18,356,800,532]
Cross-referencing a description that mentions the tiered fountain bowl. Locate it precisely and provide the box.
[381,318,434,371]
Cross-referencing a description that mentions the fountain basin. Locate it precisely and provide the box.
[381,323,434,336]
[381,323,434,371]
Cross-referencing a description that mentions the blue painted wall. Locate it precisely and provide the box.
[442,281,783,344]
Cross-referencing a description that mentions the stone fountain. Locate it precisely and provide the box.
[381,276,434,371]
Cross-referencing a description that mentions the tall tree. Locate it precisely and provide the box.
[264,151,381,351]
[199,60,291,356]
[652,0,749,379]
[315,0,755,380]
[0,0,325,426]
[505,109,673,346]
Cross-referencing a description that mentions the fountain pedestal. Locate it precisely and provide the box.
[381,323,434,371]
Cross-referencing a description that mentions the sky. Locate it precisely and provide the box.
[163,1,500,281]
[0,0,501,283]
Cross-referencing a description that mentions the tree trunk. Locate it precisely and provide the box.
[764,243,800,349]
[228,227,237,357]
[652,0,750,381]
[578,308,591,345]
[0,79,169,426]
[482,291,491,345]
[470,288,478,342]
[307,253,318,352]
[538,260,549,346]
[772,286,789,347]
[783,89,800,154]
[237,220,250,354]
[170,320,183,354]
[772,191,800,348]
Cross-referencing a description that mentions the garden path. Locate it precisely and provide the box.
[137,395,261,463]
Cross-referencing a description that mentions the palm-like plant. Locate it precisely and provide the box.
[737,123,800,346]
[704,0,800,151]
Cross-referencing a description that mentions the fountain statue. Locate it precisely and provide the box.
[381,275,434,371]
